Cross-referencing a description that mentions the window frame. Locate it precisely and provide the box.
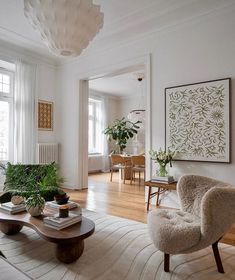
[0,68,14,163]
[88,97,102,155]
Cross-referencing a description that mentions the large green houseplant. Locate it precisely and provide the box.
[103,118,141,153]
[0,162,65,204]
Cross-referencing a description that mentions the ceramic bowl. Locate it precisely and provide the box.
[54,194,70,205]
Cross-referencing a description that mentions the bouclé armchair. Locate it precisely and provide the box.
[148,174,235,273]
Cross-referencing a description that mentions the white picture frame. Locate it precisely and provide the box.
[165,78,231,163]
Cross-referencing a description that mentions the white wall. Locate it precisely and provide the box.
[57,5,235,197]
[37,64,58,143]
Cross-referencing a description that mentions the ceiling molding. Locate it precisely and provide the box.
[0,0,234,66]
[97,0,192,39]
[60,0,235,66]
[90,0,235,51]
[0,38,57,67]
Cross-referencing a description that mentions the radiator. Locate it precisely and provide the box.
[37,143,59,164]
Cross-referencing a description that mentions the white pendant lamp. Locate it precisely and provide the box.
[24,0,104,57]
[128,73,145,123]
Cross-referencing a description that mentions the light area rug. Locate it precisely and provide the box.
[0,210,235,280]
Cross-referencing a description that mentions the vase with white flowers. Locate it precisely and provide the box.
[149,148,175,177]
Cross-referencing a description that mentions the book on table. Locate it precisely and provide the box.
[0,202,26,214]
[43,212,82,230]
[45,200,79,210]
[151,176,175,184]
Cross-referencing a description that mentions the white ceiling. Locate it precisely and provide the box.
[89,70,145,97]
[0,0,234,64]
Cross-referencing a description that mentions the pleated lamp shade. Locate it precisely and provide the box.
[24,0,104,57]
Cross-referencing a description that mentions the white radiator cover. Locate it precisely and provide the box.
[88,155,110,173]
[37,143,59,164]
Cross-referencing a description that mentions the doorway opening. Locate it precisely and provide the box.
[87,65,147,189]
[77,55,151,218]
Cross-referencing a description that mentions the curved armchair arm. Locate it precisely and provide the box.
[177,175,228,217]
[201,186,235,244]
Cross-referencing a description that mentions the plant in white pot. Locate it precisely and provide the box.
[25,193,45,217]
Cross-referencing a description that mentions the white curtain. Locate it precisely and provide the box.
[14,60,37,164]
[101,96,109,172]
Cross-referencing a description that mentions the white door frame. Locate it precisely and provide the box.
[78,54,152,189]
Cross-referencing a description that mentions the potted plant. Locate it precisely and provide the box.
[103,117,141,154]
[0,162,65,204]
[25,193,45,216]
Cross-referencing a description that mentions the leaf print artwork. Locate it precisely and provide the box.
[211,110,224,122]
[165,79,230,162]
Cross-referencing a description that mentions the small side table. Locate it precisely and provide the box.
[145,180,177,211]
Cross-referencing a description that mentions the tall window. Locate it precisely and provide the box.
[0,69,13,161]
[88,98,102,154]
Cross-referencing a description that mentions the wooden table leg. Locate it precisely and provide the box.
[147,186,152,211]
[156,187,161,206]
[56,240,84,263]
[0,223,23,235]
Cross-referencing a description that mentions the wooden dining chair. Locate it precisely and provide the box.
[110,154,132,184]
[131,155,145,185]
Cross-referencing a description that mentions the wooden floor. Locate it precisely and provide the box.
[66,172,147,223]
[65,172,235,246]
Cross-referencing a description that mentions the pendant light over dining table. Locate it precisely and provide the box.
[24,0,104,57]
[128,73,145,124]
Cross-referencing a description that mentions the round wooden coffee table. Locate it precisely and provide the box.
[0,208,95,263]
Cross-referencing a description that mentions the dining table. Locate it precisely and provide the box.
[120,153,145,180]
[120,154,133,180]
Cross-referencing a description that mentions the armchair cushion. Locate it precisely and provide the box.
[148,209,201,254]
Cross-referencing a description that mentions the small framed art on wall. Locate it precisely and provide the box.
[38,100,53,131]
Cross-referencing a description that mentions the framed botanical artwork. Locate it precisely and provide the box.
[38,100,53,131]
[165,78,231,163]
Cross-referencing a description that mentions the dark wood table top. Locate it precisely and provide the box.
[0,207,95,244]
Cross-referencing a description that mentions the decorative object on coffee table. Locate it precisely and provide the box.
[11,195,24,205]
[54,193,70,205]
[59,205,69,218]
[165,78,231,163]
